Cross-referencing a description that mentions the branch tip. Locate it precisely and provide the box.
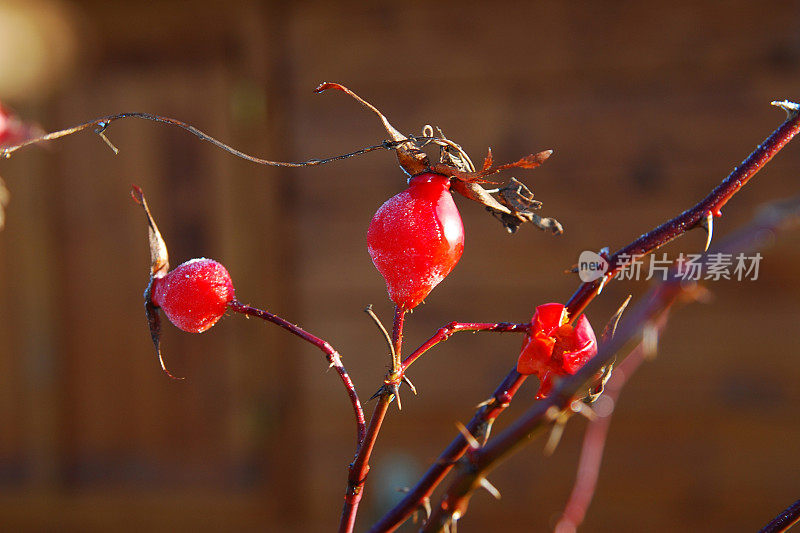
[771,99,800,117]
[364,304,397,364]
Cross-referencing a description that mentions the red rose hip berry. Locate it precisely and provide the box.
[151,258,235,333]
[516,303,598,399]
[367,172,465,310]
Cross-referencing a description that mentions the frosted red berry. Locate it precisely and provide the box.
[367,172,465,310]
[151,258,235,333]
[516,303,597,399]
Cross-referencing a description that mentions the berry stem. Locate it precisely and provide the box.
[227,300,366,447]
[399,321,529,374]
[339,307,406,533]
[390,306,405,373]
[371,100,800,532]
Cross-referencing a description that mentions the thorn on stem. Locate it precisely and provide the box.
[479,477,502,500]
[596,274,609,295]
[475,397,493,409]
[601,295,632,343]
[544,414,569,456]
[455,421,481,450]
[393,383,403,411]
[700,211,714,252]
[369,385,388,402]
[95,122,120,154]
[571,401,598,421]
[402,374,417,395]
[642,323,659,359]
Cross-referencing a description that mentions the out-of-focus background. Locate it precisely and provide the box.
[0,0,799,531]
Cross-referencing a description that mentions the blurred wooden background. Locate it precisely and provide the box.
[0,0,799,531]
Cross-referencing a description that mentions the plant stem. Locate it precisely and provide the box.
[759,499,800,533]
[400,321,528,373]
[339,307,406,533]
[423,191,800,532]
[368,368,526,533]
[390,306,405,372]
[566,101,800,318]
[340,394,392,533]
[227,300,366,447]
[372,100,800,532]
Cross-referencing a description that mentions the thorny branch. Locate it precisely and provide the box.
[556,193,800,533]
[3,87,797,532]
[0,84,561,532]
[565,100,800,317]
[371,100,800,532]
[339,307,407,533]
[422,192,800,532]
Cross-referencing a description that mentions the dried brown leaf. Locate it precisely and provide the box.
[131,185,169,278]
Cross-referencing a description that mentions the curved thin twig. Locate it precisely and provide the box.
[0,110,439,168]
[227,300,366,449]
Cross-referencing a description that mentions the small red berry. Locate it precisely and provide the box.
[151,258,235,333]
[367,172,465,310]
[516,303,598,399]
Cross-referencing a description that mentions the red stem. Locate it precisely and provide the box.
[400,321,529,373]
[373,102,800,532]
[339,307,406,533]
[227,300,366,447]
[369,368,527,533]
[364,321,527,533]
[391,306,405,372]
[555,344,648,533]
[557,191,800,532]
[566,103,800,317]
